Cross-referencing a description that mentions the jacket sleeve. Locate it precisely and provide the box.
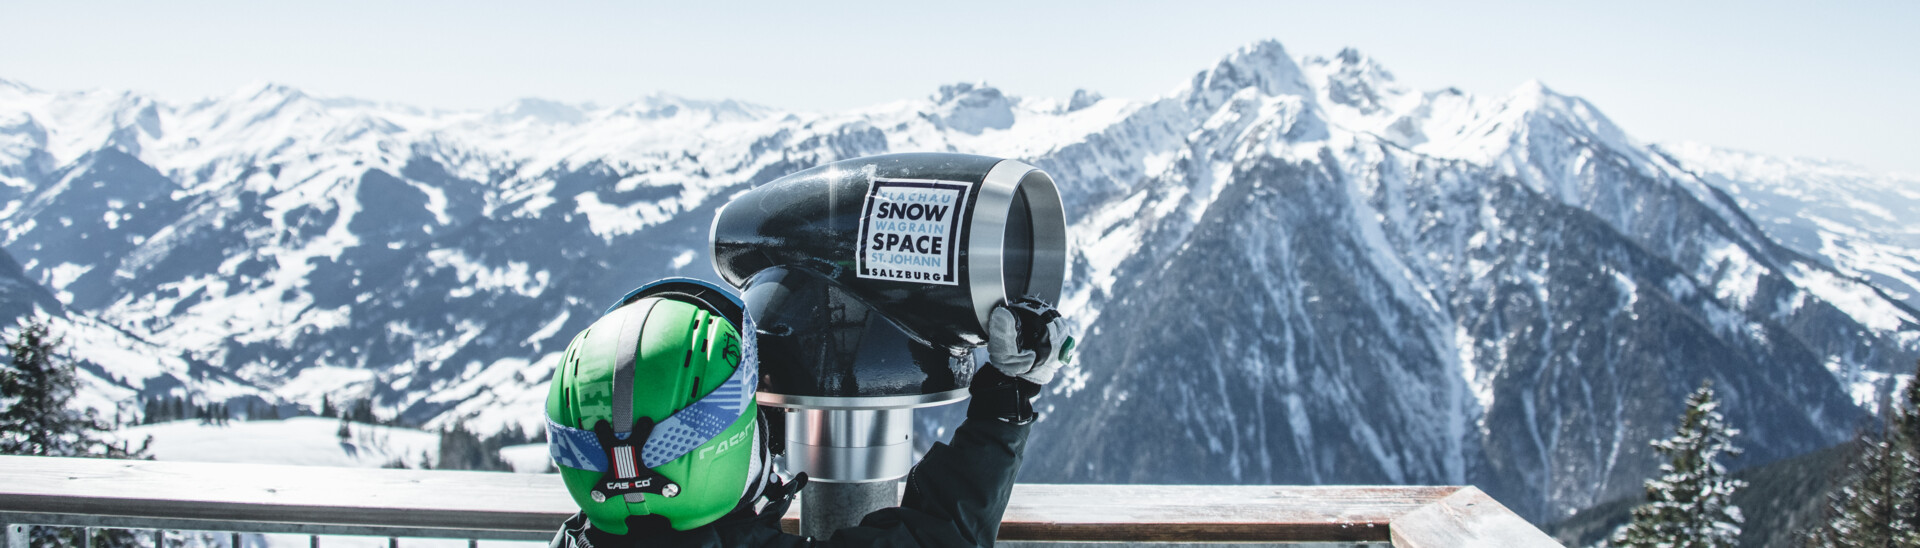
[815,417,1031,548]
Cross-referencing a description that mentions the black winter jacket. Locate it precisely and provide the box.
[549,416,1031,548]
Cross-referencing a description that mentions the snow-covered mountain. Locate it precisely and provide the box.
[1655,141,1920,311]
[2,40,1915,522]
[1023,44,1914,521]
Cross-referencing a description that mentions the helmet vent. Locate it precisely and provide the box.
[701,317,716,353]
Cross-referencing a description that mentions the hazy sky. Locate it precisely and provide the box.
[6,1,1917,175]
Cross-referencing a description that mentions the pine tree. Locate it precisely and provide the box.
[345,397,376,424]
[1612,380,1746,548]
[142,398,159,424]
[1902,363,1920,547]
[1,321,151,547]
[0,321,150,458]
[434,422,513,471]
[1809,358,1920,547]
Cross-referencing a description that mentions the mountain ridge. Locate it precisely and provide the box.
[1,40,1913,523]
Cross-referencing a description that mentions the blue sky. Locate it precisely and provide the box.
[5,1,1916,175]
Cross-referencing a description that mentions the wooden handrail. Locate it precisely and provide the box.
[0,455,1559,546]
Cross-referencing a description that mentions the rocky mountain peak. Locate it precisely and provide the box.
[0,78,37,96]
[612,93,772,123]
[490,97,589,125]
[929,82,1014,134]
[1303,46,1400,114]
[1066,89,1104,112]
[1187,39,1313,111]
[238,81,310,104]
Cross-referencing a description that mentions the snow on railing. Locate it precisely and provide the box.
[0,455,1560,546]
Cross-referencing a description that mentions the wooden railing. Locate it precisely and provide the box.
[0,455,1561,546]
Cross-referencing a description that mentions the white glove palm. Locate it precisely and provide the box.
[987,298,1073,385]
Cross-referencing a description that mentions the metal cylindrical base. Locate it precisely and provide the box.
[784,407,913,540]
[801,480,900,540]
[785,408,914,483]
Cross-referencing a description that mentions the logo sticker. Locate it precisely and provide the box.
[857,179,970,285]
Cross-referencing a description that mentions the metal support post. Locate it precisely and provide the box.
[785,408,912,540]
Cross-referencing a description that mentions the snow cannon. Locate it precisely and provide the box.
[709,152,1066,538]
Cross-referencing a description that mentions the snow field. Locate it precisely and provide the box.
[118,417,442,468]
[100,420,554,547]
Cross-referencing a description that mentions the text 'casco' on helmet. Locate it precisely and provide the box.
[545,278,768,533]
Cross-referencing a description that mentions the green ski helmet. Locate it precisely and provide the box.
[546,277,768,533]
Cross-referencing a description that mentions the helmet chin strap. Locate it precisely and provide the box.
[741,414,767,503]
[744,411,811,517]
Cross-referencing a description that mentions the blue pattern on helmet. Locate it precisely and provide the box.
[547,417,609,472]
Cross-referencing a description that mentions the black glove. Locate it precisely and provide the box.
[971,297,1075,425]
[968,363,1042,425]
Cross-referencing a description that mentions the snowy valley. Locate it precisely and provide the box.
[1,40,1915,524]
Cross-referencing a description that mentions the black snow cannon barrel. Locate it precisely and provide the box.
[709,153,1067,538]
